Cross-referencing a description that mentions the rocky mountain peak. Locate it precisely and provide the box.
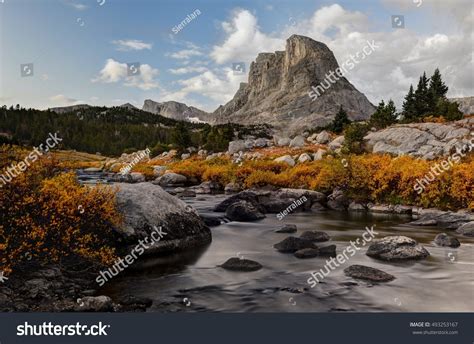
[212,35,375,134]
[120,103,137,109]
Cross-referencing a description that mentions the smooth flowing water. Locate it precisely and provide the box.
[102,194,474,312]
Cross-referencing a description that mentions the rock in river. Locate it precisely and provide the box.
[225,200,266,222]
[214,188,325,214]
[434,233,460,248]
[344,265,395,282]
[294,248,320,259]
[318,245,337,257]
[274,237,315,253]
[409,210,472,229]
[366,236,429,261]
[456,221,474,237]
[220,257,262,272]
[300,231,330,242]
[276,224,297,233]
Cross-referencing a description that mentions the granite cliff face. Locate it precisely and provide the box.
[212,35,375,134]
[142,100,209,123]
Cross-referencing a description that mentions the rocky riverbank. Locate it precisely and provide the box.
[0,182,211,312]
[2,180,472,312]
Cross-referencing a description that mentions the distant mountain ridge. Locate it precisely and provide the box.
[142,100,209,123]
[49,104,92,114]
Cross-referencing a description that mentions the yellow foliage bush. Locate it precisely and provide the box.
[168,158,209,181]
[202,165,235,185]
[0,157,122,274]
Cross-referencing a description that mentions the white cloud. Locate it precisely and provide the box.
[169,49,203,60]
[168,66,208,75]
[112,39,152,51]
[68,2,88,11]
[92,59,159,90]
[50,94,82,105]
[177,69,244,102]
[210,9,283,64]
[159,67,245,111]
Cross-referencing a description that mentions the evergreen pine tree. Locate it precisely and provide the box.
[171,121,191,149]
[370,99,398,129]
[414,72,430,117]
[402,85,417,121]
[329,106,351,133]
[428,68,448,110]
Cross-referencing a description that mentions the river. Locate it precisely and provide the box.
[101,193,474,312]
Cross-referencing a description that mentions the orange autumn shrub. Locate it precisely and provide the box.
[168,158,211,182]
[449,160,474,209]
[0,157,122,274]
[277,163,321,188]
[348,154,396,201]
[244,170,279,188]
[129,163,155,179]
[245,160,288,173]
[202,165,235,185]
[309,158,348,193]
[165,150,472,210]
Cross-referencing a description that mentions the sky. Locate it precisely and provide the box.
[0,0,472,112]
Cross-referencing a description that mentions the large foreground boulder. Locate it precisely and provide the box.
[366,236,429,261]
[115,183,211,254]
